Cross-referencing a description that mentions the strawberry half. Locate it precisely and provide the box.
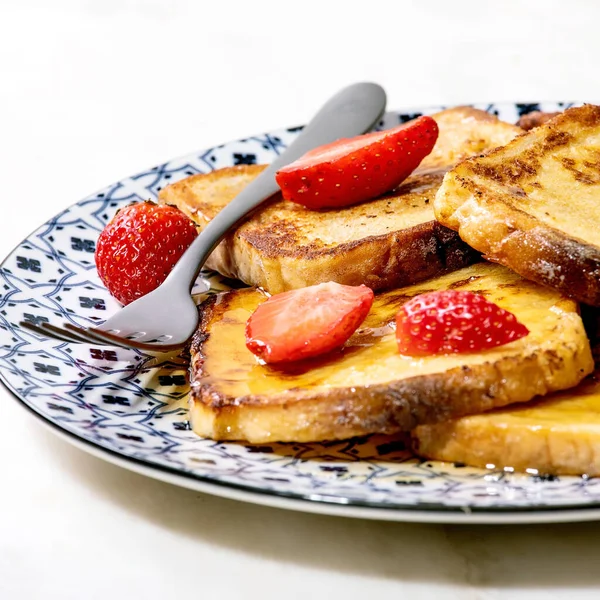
[95,201,198,305]
[245,282,374,364]
[395,290,529,356]
[275,116,439,209]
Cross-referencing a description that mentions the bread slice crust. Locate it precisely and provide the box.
[411,361,600,476]
[435,104,600,306]
[189,263,593,443]
[159,107,521,294]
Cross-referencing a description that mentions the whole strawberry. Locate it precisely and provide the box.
[395,290,529,356]
[95,201,198,305]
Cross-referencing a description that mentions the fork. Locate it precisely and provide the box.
[20,82,387,351]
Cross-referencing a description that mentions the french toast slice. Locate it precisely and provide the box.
[411,352,600,476]
[159,107,521,294]
[435,104,600,306]
[189,263,593,443]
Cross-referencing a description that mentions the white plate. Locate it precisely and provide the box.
[3,100,598,525]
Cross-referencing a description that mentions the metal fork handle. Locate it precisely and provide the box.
[165,82,387,289]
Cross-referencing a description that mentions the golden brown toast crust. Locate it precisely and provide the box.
[411,353,600,476]
[189,264,592,443]
[412,313,600,476]
[160,165,479,293]
[516,110,561,131]
[435,104,600,306]
[160,107,521,294]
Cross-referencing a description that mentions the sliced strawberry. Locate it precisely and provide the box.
[395,290,529,356]
[246,282,374,364]
[275,116,439,209]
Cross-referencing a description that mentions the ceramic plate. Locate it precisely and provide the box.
[3,100,599,525]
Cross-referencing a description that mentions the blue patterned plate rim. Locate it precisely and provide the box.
[2,100,599,524]
[8,377,600,524]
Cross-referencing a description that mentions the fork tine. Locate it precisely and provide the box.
[63,323,187,352]
[19,320,91,344]
[20,318,187,352]
[63,323,135,348]
[44,322,96,344]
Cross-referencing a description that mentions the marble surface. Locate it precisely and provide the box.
[2,0,600,598]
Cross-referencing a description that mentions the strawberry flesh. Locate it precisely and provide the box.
[275,115,439,209]
[246,282,374,364]
[395,290,529,356]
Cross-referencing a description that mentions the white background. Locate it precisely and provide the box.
[2,1,600,598]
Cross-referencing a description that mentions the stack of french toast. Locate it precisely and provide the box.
[159,104,600,476]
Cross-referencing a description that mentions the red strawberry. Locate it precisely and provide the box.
[275,116,439,209]
[246,282,374,364]
[95,201,198,305]
[395,290,529,356]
